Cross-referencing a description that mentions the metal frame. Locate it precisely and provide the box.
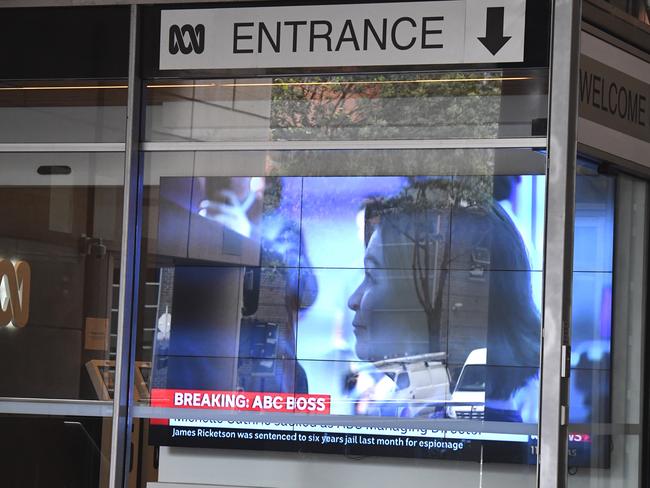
[0,0,280,6]
[0,2,584,488]
[109,5,143,488]
[537,0,582,487]
[635,179,649,488]
[0,399,113,417]
[140,138,547,152]
[582,0,650,54]
[581,22,650,64]
[0,143,125,152]
[577,143,650,180]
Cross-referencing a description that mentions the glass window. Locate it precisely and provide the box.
[0,414,112,488]
[0,152,124,400]
[568,162,648,483]
[143,70,548,142]
[133,141,545,486]
[603,0,650,25]
[455,365,486,392]
[0,81,128,143]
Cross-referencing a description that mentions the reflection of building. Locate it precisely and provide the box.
[1,1,650,488]
[236,270,293,393]
[0,183,123,399]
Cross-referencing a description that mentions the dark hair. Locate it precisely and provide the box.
[368,180,539,400]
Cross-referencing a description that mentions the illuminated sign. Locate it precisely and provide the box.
[0,259,31,328]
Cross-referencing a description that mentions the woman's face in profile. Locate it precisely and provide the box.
[347,225,431,362]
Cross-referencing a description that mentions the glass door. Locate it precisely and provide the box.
[568,161,649,487]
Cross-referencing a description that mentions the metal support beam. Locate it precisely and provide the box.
[0,143,125,153]
[139,138,548,152]
[109,5,143,488]
[0,399,113,417]
[538,0,582,487]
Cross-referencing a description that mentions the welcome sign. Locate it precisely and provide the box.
[578,31,650,167]
[580,55,650,144]
[159,0,526,70]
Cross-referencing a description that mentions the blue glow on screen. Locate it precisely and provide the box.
[154,171,613,428]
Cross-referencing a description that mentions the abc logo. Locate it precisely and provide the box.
[169,24,205,55]
[0,259,31,328]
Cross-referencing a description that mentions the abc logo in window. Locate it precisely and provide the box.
[169,24,205,55]
[0,259,31,328]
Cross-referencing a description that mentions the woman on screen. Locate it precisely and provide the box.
[346,177,540,421]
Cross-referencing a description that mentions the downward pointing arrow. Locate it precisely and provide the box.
[478,7,511,55]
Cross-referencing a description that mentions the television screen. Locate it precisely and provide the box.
[147,173,611,466]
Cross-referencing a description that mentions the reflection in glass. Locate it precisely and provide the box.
[568,166,616,471]
[455,364,486,392]
[0,153,124,400]
[144,70,548,142]
[0,81,127,143]
[0,414,112,488]
[568,170,648,481]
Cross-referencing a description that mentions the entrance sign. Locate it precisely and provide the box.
[159,0,526,71]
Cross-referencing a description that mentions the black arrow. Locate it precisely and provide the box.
[478,7,511,55]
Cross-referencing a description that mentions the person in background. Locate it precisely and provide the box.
[346,177,540,420]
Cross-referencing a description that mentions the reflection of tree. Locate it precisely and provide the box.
[266,72,500,354]
[367,177,492,354]
[267,72,501,177]
[270,72,503,141]
[272,77,369,140]
[257,178,317,371]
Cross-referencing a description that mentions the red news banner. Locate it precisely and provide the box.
[150,389,331,424]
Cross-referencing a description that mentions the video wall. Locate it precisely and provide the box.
[147,170,612,466]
